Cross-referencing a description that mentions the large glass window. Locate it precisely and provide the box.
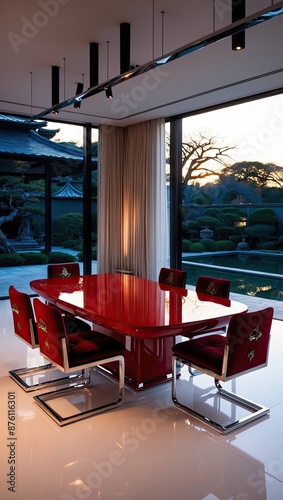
[173,93,283,305]
[0,117,98,297]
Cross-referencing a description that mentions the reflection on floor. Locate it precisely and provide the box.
[1,297,283,499]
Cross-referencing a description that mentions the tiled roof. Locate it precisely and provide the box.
[0,114,84,161]
[53,179,83,198]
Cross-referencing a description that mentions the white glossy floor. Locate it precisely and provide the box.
[1,297,283,500]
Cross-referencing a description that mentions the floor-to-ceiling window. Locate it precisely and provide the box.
[0,117,98,298]
[168,92,283,309]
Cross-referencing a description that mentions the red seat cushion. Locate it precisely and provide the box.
[172,335,226,375]
[67,331,125,367]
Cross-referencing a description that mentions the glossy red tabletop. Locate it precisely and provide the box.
[30,273,247,339]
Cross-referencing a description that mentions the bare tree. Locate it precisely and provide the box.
[221,161,283,188]
[181,132,237,185]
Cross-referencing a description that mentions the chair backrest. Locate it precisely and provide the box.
[33,298,67,369]
[9,285,38,347]
[225,307,274,378]
[196,275,230,298]
[47,262,80,279]
[159,268,187,288]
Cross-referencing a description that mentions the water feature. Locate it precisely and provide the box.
[182,252,283,301]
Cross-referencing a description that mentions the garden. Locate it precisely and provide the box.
[181,206,283,253]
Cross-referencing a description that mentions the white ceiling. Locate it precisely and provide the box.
[1,0,283,127]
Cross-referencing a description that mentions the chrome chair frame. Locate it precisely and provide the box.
[34,345,124,426]
[33,298,125,426]
[172,307,273,434]
[172,355,269,435]
[9,286,89,392]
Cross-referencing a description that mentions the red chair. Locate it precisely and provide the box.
[172,307,274,434]
[9,285,90,392]
[33,298,125,426]
[47,262,89,327]
[159,268,187,288]
[196,275,230,299]
[47,262,80,279]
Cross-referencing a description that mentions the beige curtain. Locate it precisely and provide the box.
[98,118,167,280]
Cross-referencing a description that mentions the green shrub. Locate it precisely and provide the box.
[189,242,205,253]
[62,239,83,251]
[52,213,83,244]
[19,252,48,265]
[203,208,222,217]
[216,240,236,251]
[48,251,77,263]
[247,208,278,226]
[0,253,24,267]
[200,238,218,251]
[61,239,78,249]
[214,226,239,240]
[182,221,190,235]
[221,207,247,218]
[229,235,246,245]
[76,246,97,261]
[244,224,276,244]
[217,213,244,227]
[195,216,220,230]
[182,239,192,251]
[261,241,278,250]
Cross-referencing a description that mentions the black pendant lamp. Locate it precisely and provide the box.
[89,42,99,88]
[120,22,131,74]
[51,65,60,109]
[232,0,245,50]
[74,77,84,109]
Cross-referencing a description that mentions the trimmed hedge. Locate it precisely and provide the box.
[245,224,276,243]
[200,238,218,251]
[261,241,278,250]
[47,252,77,263]
[247,208,278,226]
[0,253,24,267]
[182,239,192,252]
[19,252,48,265]
[189,242,205,253]
[216,240,236,251]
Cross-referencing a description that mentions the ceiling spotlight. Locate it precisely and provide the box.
[104,40,113,98]
[74,80,84,109]
[232,0,245,51]
[105,87,113,99]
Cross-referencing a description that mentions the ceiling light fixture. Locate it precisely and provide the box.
[33,3,283,120]
[30,71,33,117]
[89,42,99,88]
[51,65,60,111]
[105,87,113,99]
[63,57,66,100]
[74,74,84,109]
[152,0,155,59]
[232,0,245,50]
[120,22,131,74]
[104,41,113,99]
[161,11,165,56]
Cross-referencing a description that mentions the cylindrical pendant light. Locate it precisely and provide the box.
[104,41,113,99]
[89,42,99,88]
[51,65,60,106]
[120,22,131,74]
[74,74,84,109]
[232,0,245,50]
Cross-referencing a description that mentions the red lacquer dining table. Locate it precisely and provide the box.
[30,273,248,390]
